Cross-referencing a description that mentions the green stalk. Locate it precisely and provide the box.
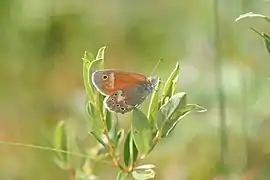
[213,0,227,173]
[241,72,249,167]
[240,0,252,172]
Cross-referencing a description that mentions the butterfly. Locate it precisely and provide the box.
[91,69,159,114]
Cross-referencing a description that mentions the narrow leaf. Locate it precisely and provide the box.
[160,63,180,105]
[123,131,132,167]
[132,108,152,158]
[82,52,95,100]
[132,168,156,180]
[53,121,67,162]
[186,104,207,113]
[123,131,138,168]
[133,108,151,130]
[89,132,107,148]
[235,12,270,23]
[132,137,139,166]
[85,101,93,118]
[147,79,161,126]
[135,164,155,170]
[66,131,83,169]
[117,171,131,180]
[114,114,120,134]
[54,157,69,170]
[157,92,187,128]
[250,28,270,54]
[95,46,107,61]
[82,51,95,63]
[86,102,103,128]
[161,104,207,137]
[113,114,120,143]
[83,46,106,101]
[105,109,112,132]
[115,129,124,149]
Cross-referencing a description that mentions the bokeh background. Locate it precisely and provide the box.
[1,0,270,179]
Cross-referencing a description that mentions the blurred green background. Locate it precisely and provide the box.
[1,0,270,179]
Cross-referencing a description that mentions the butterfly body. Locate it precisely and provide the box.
[92,69,158,114]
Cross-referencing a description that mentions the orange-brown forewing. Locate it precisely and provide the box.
[92,70,148,95]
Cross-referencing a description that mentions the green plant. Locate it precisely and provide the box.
[236,12,270,56]
[52,46,206,180]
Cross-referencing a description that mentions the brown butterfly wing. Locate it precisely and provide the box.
[105,90,134,114]
[92,70,148,95]
[105,82,153,114]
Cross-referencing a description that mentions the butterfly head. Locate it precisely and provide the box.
[147,76,160,91]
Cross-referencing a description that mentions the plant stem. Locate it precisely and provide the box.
[69,168,76,180]
[213,0,227,172]
[240,0,252,172]
[94,98,127,172]
[0,141,90,158]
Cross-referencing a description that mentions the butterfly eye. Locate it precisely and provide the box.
[102,75,108,80]
[120,107,125,111]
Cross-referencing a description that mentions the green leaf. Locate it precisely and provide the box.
[132,138,139,167]
[132,108,152,159]
[123,131,132,167]
[115,129,124,147]
[85,101,93,118]
[105,108,112,132]
[75,168,98,180]
[53,121,67,162]
[89,132,107,148]
[160,62,180,105]
[66,131,83,169]
[88,59,104,95]
[186,104,207,113]
[250,28,270,54]
[86,102,103,128]
[112,115,125,149]
[95,46,107,61]
[82,51,95,63]
[100,98,106,117]
[54,157,69,170]
[156,92,205,137]
[117,171,131,180]
[161,104,207,138]
[113,114,120,141]
[147,79,161,126]
[132,108,151,131]
[114,129,124,149]
[157,92,187,128]
[82,46,106,102]
[263,33,270,54]
[114,114,120,133]
[136,164,155,170]
[132,168,155,180]
[235,12,270,23]
[82,52,95,101]
[123,131,138,167]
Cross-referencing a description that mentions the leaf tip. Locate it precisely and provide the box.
[96,46,107,61]
[175,62,180,69]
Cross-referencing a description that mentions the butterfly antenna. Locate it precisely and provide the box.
[150,57,163,76]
